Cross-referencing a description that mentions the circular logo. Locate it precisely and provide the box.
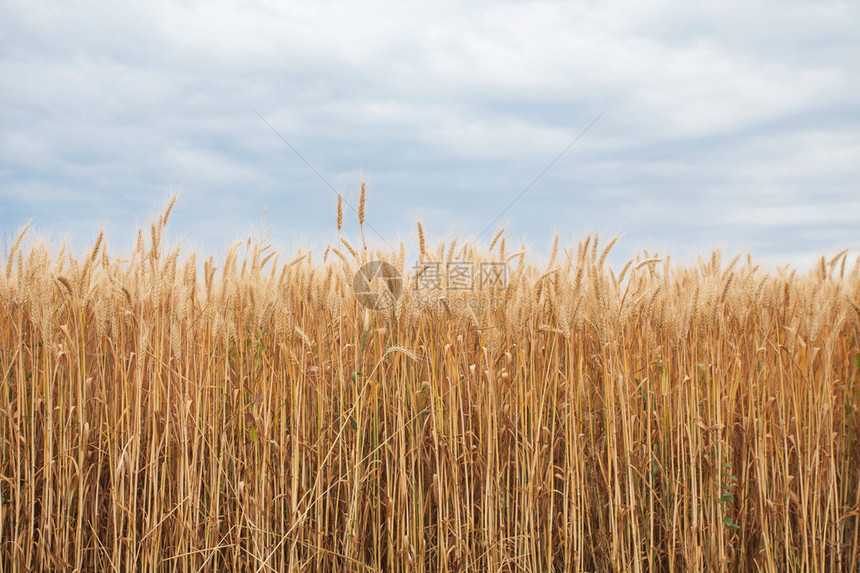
[352,261,403,310]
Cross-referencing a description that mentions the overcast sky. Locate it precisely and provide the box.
[2,0,859,268]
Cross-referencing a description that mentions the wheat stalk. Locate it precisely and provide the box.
[1,198,857,573]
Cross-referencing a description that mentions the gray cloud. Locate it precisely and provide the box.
[2,0,858,268]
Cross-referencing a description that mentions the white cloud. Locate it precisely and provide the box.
[1,0,858,267]
[727,202,860,227]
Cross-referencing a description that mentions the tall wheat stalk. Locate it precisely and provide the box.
[1,196,859,571]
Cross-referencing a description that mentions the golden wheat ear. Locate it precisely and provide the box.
[357,180,367,253]
[417,221,426,261]
[358,182,366,226]
[3,197,856,571]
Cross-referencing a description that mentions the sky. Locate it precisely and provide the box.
[2,0,859,269]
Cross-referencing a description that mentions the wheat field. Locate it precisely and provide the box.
[1,193,859,572]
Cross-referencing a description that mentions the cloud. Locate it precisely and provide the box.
[1,0,858,268]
